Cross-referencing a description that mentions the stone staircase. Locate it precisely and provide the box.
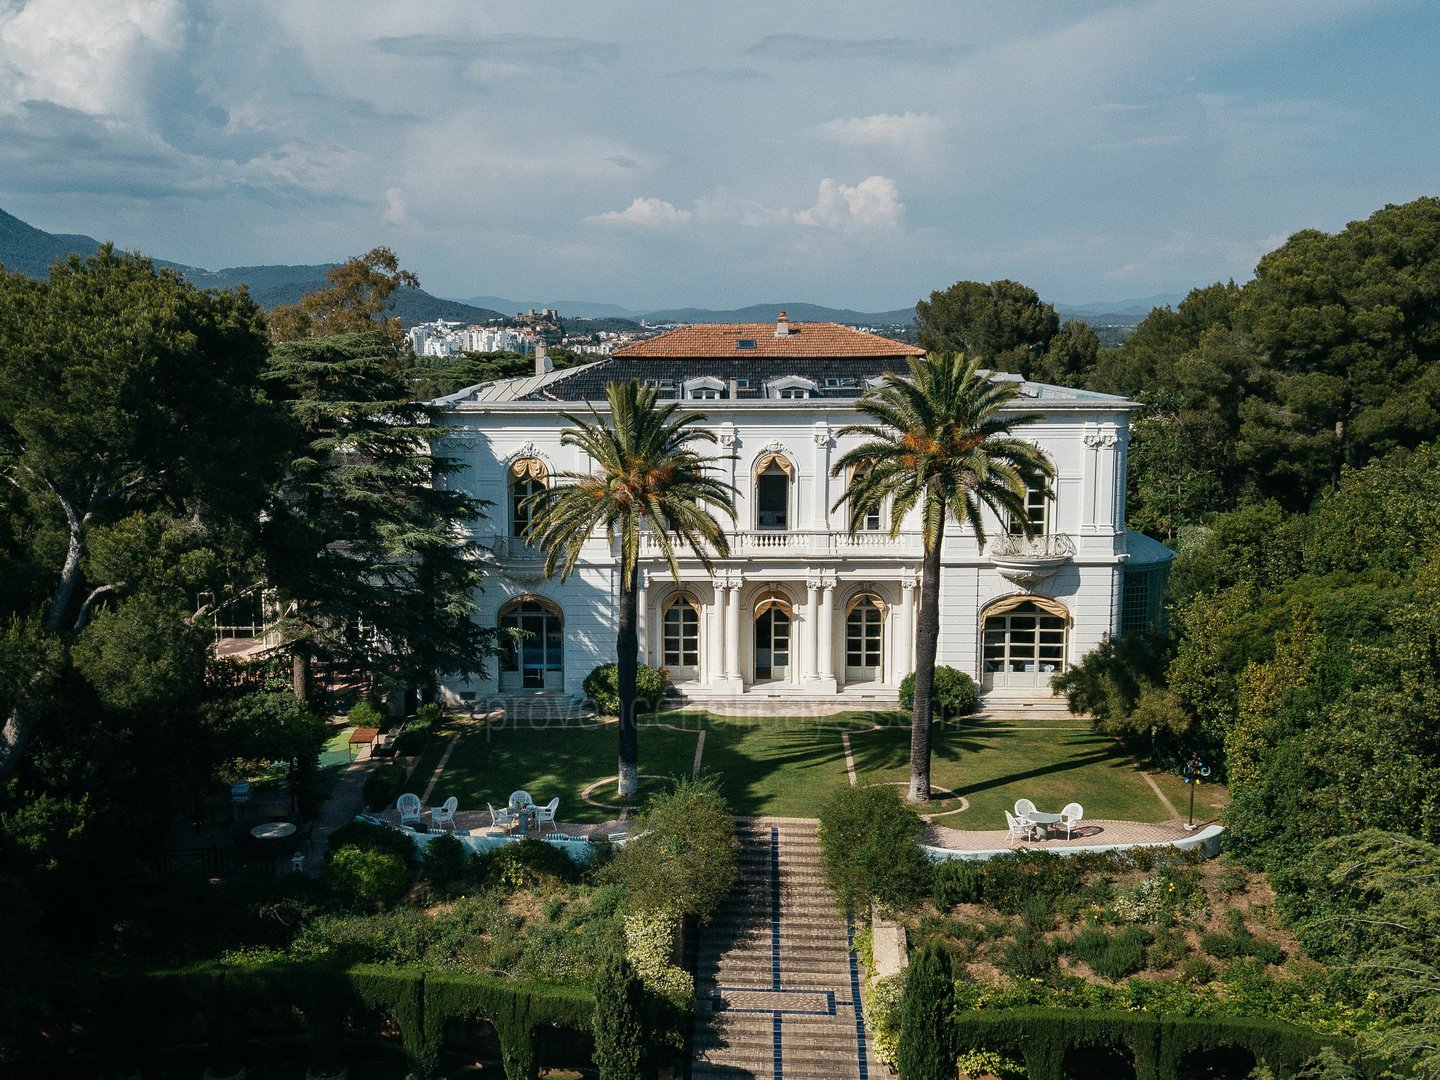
[688,819,872,1080]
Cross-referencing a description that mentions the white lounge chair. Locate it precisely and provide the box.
[432,796,458,832]
[535,797,560,834]
[1059,802,1084,839]
[396,792,424,828]
[1004,810,1034,847]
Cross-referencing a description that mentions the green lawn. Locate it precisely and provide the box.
[847,716,1177,826]
[413,711,1195,827]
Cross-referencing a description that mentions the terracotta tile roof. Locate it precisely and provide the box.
[613,320,924,360]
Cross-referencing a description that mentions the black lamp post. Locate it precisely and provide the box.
[1181,752,1211,830]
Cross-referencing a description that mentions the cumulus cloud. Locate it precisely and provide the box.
[0,0,184,118]
[588,196,694,228]
[384,187,414,228]
[795,176,905,230]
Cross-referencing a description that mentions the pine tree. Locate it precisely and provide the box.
[897,941,958,1080]
[592,949,645,1080]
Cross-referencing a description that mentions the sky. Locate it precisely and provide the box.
[0,0,1436,311]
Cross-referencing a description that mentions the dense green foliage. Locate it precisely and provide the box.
[583,661,667,715]
[897,941,958,1080]
[592,950,645,1080]
[898,665,979,716]
[605,776,737,920]
[817,784,932,912]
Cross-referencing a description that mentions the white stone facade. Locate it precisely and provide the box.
[432,367,1166,707]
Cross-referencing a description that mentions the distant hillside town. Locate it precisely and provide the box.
[407,306,653,358]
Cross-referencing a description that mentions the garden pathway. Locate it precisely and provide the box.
[688,818,872,1080]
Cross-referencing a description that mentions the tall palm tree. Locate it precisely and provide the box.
[525,380,736,798]
[833,353,1053,803]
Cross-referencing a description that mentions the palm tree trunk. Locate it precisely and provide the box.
[616,569,640,799]
[908,524,945,803]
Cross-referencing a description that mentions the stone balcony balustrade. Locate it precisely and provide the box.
[986,531,1076,587]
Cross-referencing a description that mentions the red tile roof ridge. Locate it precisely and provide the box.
[614,320,924,359]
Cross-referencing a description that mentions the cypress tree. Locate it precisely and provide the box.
[897,941,958,1080]
[592,949,645,1080]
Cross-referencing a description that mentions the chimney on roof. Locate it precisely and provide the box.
[534,338,553,377]
[775,310,791,338]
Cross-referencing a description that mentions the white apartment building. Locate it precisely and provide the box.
[432,314,1171,708]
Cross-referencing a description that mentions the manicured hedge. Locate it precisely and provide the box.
[949,1007,1363,1080]
[96,961,595,1080]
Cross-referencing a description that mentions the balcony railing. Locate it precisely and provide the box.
[641,529,924,558]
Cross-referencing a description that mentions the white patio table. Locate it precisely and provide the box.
[1021,810,1064,839]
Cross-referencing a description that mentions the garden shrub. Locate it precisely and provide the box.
[327,819,414,860]
[348,700,385,728]
[420,833,468,887]
[391,718,432,756]
[982,850,1089,915]
[1148,928,1188,970]
[482,838,576,890]
[414,702,443,729]
[999,926,1057,979]
[932,859,985,909]
[361,763,407,811]
[582,662,666,715]
[622,913,693,1006]
[863,970,906,1069]
[899,665,979,717]
[1092,926,1150,980]
[606,777,736,921]
[899,942,959,1079]
[818,784,932,914]
[592,949,645,1080]
[328,846,411,909]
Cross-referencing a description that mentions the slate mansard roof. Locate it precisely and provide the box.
[432,318,1131,408]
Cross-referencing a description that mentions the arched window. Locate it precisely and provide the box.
[845,594,885,682]
[753,594,792,682]
[498,597,564,691]
[662,595,701,680]
[509,457,548,539]
[981,597,1069,689]
[753,453,793,531]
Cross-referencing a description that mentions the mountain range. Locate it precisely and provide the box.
[0,206,1182,329]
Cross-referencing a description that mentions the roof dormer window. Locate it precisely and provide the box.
[766,375,818,400]
[684,376,725,401]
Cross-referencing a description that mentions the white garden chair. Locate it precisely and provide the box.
[1004,810,1034,847]
[1059,802,1084,839]
[1014,798,1037,818]
[535,797,560,834]
[396,792,424,828]
[488,802,514,832]
[431,796,459,832]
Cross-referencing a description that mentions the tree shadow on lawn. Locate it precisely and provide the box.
[848,722,1130,802]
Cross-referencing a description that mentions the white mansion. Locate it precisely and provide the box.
[432,313,1172,708]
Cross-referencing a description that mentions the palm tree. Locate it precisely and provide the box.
[833,353,1053,803]
[525,380,736,798]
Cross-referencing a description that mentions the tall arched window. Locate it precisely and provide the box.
[662,595,701,680]
[981,598,1069,689]
[845,594,885,683]
[1008,476,1051,537]
[753,453,792,531]
[753,594,792,681]
[498,597,564,691]
[509,457,548,539]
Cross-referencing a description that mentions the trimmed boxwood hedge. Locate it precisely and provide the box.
[95,961,596,1080]
[949,1007,1366,1080]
